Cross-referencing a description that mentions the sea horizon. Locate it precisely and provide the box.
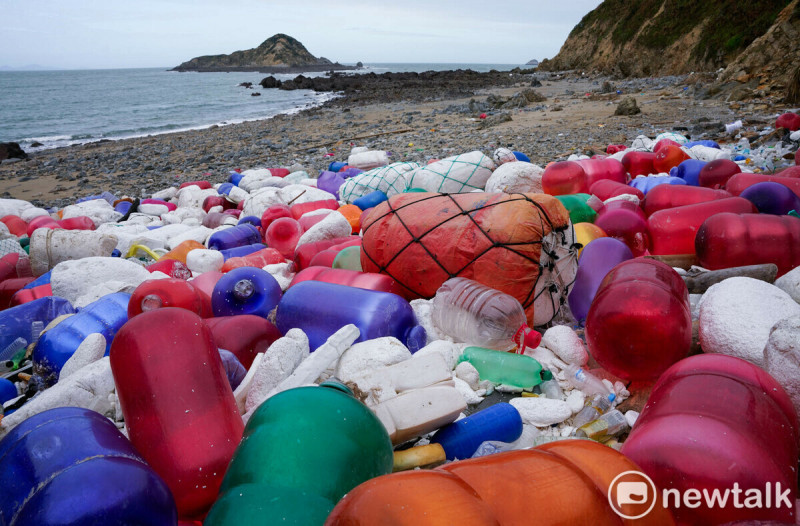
[0,63,532,151]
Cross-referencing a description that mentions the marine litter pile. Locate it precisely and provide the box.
[1,111,800,525]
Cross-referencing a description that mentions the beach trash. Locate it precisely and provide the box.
[0,296,74,362]
[622,151,656,177]
[653,144,690,173]
[277,280,426,351]
[289,266,402,295]
[207,223,261,251]
[265,217,303,258]
[643,184,732,216]
[326,440,675,525]
[698,159,741,189]
[670,158,706,186]
[592,199,649,256]
[204,382,393,525]
[260,204,293,230]
[211,266,282,318]
[431,402,522,460]
[405,151,495,193]
[360,192,575,326]
[622,354,798,525]
[740,181,800,215]
[589,178,644,201]
[0,407,176,525]
[110,308,243,519]
[459,346,543,388]
[204,315,282,369]
[568,237,634,323]
[629,175,686,195]
[34,292,130,379]
[572,222,607,257]
[29,229,117,276]
[220,247,284,272]
[585,259,691,380]
[340,162,421,203]
[128,278,206,318]
[647,197,756,255]
[554,193,597,224]
[726,171,800,198]
[542,159,626,195]
[696,213,800,276]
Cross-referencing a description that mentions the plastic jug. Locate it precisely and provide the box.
[0,407,176,525]
[110,308,244,519]
[568,237,633,323]
[237,215,261,228]
[57,216,95,230]
[740,181,800,215]
[128,278,206,318]
[289,266,402,295]
[647,197,756,255]
[585,259,691,380]
[576,157,627,187]
[10,282,53,306]
[276,280,426,351]
[431,403,523,460]
[431,277,539,351]
[26,215,60,236]
[34,292,130,379]
[211,267,282,318]
[643,184,732,216]
[218,243,265,260]
[0,277,35,310]
[0,296,74,353]
[204,315,282,369]
[265,217,303,258]
[622,354,798,525]
[459,346,543,388]
[542,161,589,195]
[317,170,346,199]
[622,151,656,177]
[204,382,393,525]
[207,223,261,251]
[698,158,741,188]
[0,215,27,237]
[308,238,362,268]
[696,213,800,276]
[353,190,388,211]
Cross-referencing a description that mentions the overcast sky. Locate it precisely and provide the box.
[1,0,602,70]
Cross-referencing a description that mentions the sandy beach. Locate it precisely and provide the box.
[0,70,779,208]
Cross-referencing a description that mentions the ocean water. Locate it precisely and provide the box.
[0,63,524,151]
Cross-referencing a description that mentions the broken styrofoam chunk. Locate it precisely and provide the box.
[413,339,461,370]
[295,211,351,248]
[348,352,452,406]
[59,333,106,380]
[335,337,411,384]
[454,361,480,390]
[161,207,206,226]
[226,186,250,204]
[775,266,800,304]
[625,410,640,428]
[510,397,573,427]
[763,314,800,420]
[453,376,484,405]
[0,358,115,438]
[137,203,170,216]
[566,389,586,414]
[541,325,589,366]
[410,298,449,344]
[20,207,51,222]
[30,230,119,276]
[267,324,359,398]
[177,187,217,208]
[263,262,294,291]
[492,147,518,165]
[241,187,282,218]
[244,329,310,415]
[186,249,224,274]
[51,257,151,304]
[278,184,336,206]
[484,161,544,194]
[699,277,800,367]
[151,187,178,200]
[372,385,466,444]
[61,199,123,227]
[522,346,566,371]
[74,280,142,309]
[137,223,192,245]
[234,352,264,413]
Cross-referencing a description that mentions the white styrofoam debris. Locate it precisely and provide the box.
[138,223,192,245]
[151,187,178,200]
[410,298,449,344]
[523,346,566,371]
[763,314,800,420]
[176,187,217,208]
[775,266,800,304]
[137,203,170,216]
[234,352,264,413]
[30,229,118,276]
[263,262,294,291]
[161,207,206,225]
[454,361,480,390]
[372,385,465,444]
[335,337,411,384]
[0,198,33,219]
[61,199,123,227]
[453,376,484,405]
[699,277,800,366]
[74,280,142,309]
[484,161,544,194]
[186,249,224,274]
[0,358,115,438]
[20,207,51,222]
[51,257,151,303]
[625,410,640,428]
[566,389,586,414]
[244,329,310,416]
[492,147,518,165]
[541,325,589,366]
[413,340,462,370]
[226,186,250,204]
[59,333,106,380]
[295,211,351,248]
[510,397,573,427]
[349,353,453,406]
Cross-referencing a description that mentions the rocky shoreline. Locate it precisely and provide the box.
[171,63,360,74]
[0,69,787,209]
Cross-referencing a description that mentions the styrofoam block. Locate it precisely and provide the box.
[541,325,589,366]
[161,207,206,225]
[176,187,217,208]
[409,298,449,344]
[151,187,178,200]
[263,263,294,291]
[137,203,170,216]
[492,147,518,165]
[372,385,466,444]
[453,376,485,405]
[335,337,411,383]
[244,329,310,416]
[20,207,51,222]
[186,249,224,273]
[61,199,123,227]
[167,226,213,249]
[510,397,572,427]
[73,280,143,309]
[484,161,544,194]
[775,266,800,304]
[59,333,106,380]
[566,389,586,414]
[763,314,800,421]
[295,211,351,248]
[51,257,151,304]
[454,361,480,389]
[413,339,461,370]
[0,198,34,219]
[699,277,800,366]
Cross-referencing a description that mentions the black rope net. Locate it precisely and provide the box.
[361,192,579,327]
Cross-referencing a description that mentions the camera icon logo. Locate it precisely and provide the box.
[608,470,658,519]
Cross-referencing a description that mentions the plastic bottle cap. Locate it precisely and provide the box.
[233,279,255,300]
[512,325,542,354]
[541,370,553,382]
[141,294,163,312]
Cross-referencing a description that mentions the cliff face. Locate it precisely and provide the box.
[539,0,792,77]
[173,34,334,71]
[716,0,800,102]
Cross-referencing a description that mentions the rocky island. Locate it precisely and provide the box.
[172,33,359,73]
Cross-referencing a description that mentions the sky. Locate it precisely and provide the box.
[0,0,603,70]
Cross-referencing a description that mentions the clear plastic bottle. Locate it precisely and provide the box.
[563,364,613,398]
[539,370,564,400]
[431,277,534,350]
[572,393,615,428]
[575,409,628,441]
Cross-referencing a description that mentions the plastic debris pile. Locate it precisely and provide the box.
[0,111,799,525]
